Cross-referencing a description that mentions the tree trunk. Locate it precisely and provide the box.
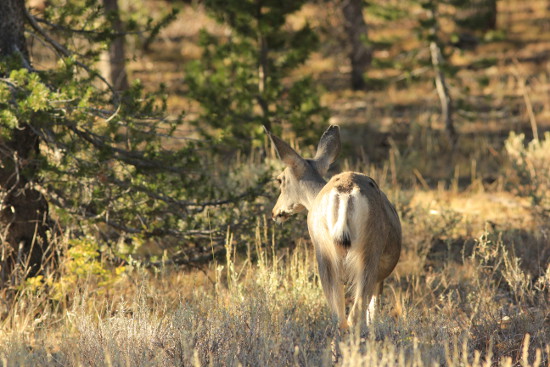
[430,41,456,146]
[0,0,51,287]
[428,3,457,147]
[341,0,372,90]
[0,0,29,60]
[102,0,129,91]
[457,0,497,32]
[256,3,271,132]
[483,0,497,30]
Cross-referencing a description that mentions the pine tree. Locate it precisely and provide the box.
[0,0,51,286]
[185,0,328,148]
[0,0,261,288]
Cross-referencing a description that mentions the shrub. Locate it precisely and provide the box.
[505,132,550,221]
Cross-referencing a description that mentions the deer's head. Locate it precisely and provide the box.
[266,125,341,223]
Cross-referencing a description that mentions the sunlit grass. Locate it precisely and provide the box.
[1,184,548,366]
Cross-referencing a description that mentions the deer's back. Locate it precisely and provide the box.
[309,172,402,280]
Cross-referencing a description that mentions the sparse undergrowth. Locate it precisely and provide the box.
[1,121,548,367]
[1,208,548,366]
[0,134,549,367]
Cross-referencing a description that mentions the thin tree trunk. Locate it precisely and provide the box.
[102,0,129,91]
[483,0,497,30]
[342,0,372,90]
[428,3,457,146]
[257,33,271,131]
[0,0,51,287]
[430,41,456,145]
[256,0,271,132]
[458,0,497,31]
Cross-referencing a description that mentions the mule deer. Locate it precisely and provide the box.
[266,125,401,330]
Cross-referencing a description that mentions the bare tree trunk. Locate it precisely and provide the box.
[0,0,51,287]
[428,3,457,146]
[102,0,129,91]
[341,0,372,90]
[430,41,456,145]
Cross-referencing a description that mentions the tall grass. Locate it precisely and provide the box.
[0,208,548,366]
[1,130,549,366]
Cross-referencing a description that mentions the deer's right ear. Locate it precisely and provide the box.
[265,128,308,176]
[313,125,341,176]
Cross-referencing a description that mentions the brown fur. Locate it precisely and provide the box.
[313,172,401,327]
[267,125,402,329]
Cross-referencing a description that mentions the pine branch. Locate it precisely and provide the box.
[66,124,192,175]
[34,182,226,239]
[24,8,117,97]
[33,16,145,37]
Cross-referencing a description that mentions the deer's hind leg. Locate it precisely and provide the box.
[366,280,384,325]
[315,241,347,330]
[346,250,379,328]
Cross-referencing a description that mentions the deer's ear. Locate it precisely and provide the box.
[313,125,341,175]
[265,128,308,176]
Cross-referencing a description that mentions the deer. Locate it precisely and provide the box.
[265,125,401,330]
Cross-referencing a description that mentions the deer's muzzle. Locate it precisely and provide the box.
[272,210,290,224]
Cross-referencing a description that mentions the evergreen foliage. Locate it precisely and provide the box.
[185,0,328,149]
[0,0,269,284]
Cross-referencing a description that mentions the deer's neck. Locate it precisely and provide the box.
[301,177,327,211]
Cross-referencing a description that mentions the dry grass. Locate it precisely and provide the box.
[0,202,548,366]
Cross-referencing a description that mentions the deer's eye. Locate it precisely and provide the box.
[276,178,282,185]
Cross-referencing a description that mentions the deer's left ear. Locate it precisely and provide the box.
[264,126,309,176]
[313,125,341,176]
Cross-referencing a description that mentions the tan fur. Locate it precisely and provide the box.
[267,125,402,329]
[308,172,401,328]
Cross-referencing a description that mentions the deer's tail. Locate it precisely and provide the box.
[329,192,352,248]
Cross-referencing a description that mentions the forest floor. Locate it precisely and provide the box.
[1,0,549,366]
